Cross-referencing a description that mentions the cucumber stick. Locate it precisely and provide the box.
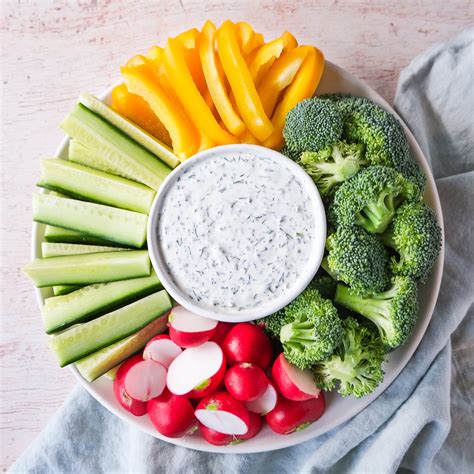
[24,250,150,288]
[33,193,147,248]
[53,285,82,296]
[68,140,135,180]
[49,290,172,366]
[38,159,156,214]
[75,313,168,381]
[42,242,127,258]
[60,104,171,190]
[44,225,123,246]
[79,93,179,169]
[41,270,162,333]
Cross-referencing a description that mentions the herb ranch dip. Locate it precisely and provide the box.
[156,150,319,315]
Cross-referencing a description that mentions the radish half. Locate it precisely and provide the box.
[272,353,320,401]
[195,391,250,435]
[199,425,236,446]
[166,341,226,399]
[124,359,167,402]
[168,306,217,348]
[143,334,182,369]
[210,321,234,345]
[224,363,268,401]
[236,411,263,441]
[245,380,278,415]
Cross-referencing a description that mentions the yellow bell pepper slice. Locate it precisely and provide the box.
[236,22,255,55]
[248,31,297,86]
[258,45,310,117]
[121,63,199,160]
[217,20,273,142]
[112,84,172,147]
[199,20,246,136]
[263,46,325,149]
[164,37,237,145]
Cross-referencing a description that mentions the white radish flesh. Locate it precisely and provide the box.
[195,410,248,435]
[169,306,217,332]
[124,360,166,402]
[143,337,182,369]
[280,355,320,397]
[245,382,278,415]
[166,342,223,395]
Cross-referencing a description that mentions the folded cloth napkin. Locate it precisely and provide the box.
[11,29,474,474]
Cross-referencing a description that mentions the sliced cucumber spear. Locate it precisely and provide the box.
[42,242,128,258]
[75,312,169,382]
[60,104,171,190]
[53,285,83,296]
[24,250,150,288]
[33,193,148,248]
[78,93,179,169]
[37,159,156,214]
[41,270,162,333]
[49,290,172,366]
[44,225,125,247]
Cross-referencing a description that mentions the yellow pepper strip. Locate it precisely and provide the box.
[121,63,199,160]
[217,20,273,142]
[248,32,298,86]
[239,129,260,145]
[112,84,172,147]
[199,20,246,136]
[250,33,264,51]
[263,46,325,149]
[164,36,237,145]
[236,22,255,55]
[258,45,310,117]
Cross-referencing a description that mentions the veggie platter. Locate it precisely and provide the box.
[26,20,444,453]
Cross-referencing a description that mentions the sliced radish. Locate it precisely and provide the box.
[222,323,273,369]
[147,389,198,438]
[210,321,235,345]
[245,380,278,415]
[266,393,326,435]
[124,359,166,402]
[199,424,236,446]
[166,341,225,399]
[168,306,218,348]
[272,353,320,401]
[195,391,250,435]
[236,411,263,441]
[224,363,268,402]
[143,334,182,369]
[113,355,147,416]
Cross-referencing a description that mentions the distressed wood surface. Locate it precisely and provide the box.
[1,0,472,470]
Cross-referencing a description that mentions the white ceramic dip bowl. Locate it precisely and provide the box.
[147,144,326,322]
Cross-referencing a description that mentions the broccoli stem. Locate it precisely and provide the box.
[357,192,396,233]
[280,321,319,345]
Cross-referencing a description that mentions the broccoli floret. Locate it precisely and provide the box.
[381,202,442,282]
[334,276,418,349]
[257,309,290,340]
[308,273,338,300]
[313,317,385,398]
[326,225,391,295]
[330,165,420,234]
[299,141,365,196]
[279,288,343,369]
[283,98,344,154]
[322,94,426,191]
[280,145,301,162]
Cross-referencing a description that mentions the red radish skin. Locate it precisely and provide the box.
[245,380,278,415]
[222,323,273,369]
[236,411,263,441]
[113,355,147,416]
[224,363,268,402]
[167,342,226,399]
[147,389,198,438]
[210,322,235,345]
[124,359,167,402]
[195,391,250,435]
[266,393,326,435]
[199,424,235,446]
[143,334,182,369]
[168,306,217,348]
[272,353,320,401]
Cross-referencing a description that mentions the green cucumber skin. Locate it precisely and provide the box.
[60,104,171,190]
[53,284,83,296]
[33,193,148,248]
[37,158,155,214]
[49,290,172,367]
[42,242,127,258]
[44,225,125,247]
[75,312,168,382]
[24,250,150,288]
[42,271,162,333]
[78,93,180,169]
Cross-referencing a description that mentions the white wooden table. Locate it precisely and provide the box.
[1,0,471,469]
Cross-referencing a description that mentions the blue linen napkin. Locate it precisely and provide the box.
[11,29,474,474]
